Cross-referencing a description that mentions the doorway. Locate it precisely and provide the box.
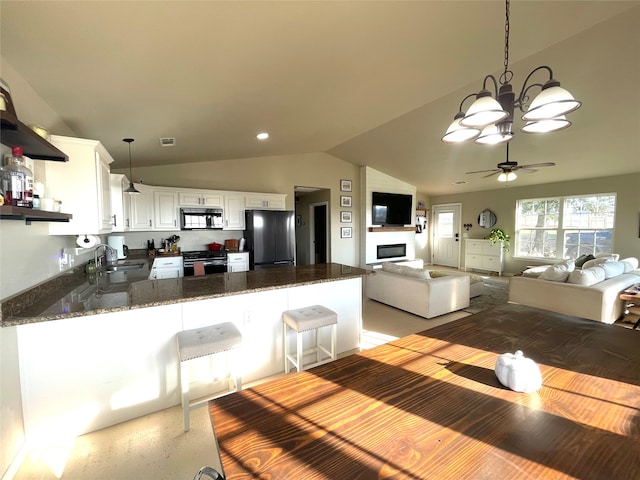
[310,202,328,264]
[294,187,331,266]
[432,203,462,268]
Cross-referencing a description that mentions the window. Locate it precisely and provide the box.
[515,194,616,260]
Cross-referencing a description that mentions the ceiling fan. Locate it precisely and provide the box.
[465,144,555,182]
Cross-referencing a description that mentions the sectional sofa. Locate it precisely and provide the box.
[508,255,639,324]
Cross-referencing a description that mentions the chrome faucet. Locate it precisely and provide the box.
[94,243,117,269]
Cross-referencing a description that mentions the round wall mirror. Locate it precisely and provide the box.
[478,209,497,229]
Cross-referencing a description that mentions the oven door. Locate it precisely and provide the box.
[183,262,227,276]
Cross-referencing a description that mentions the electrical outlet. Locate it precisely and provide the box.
[58,253,69,271]
[243,311,253,326]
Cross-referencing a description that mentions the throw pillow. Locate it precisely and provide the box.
[540,259,575,282]
[521,265,549,278]
[621,257,639,273]
[595,253,619,261]
[567,266,606,286]
[582,257,613,270]
[600,261,626,279]
[575,254,595,268]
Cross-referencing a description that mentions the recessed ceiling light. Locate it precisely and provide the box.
[256,132,269,140]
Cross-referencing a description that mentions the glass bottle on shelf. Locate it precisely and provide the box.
[1,147,33,208]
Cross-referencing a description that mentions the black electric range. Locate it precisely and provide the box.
[182,250,228,276]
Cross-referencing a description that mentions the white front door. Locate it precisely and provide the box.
[432,203,462,268]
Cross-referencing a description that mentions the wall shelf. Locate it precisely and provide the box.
[0,206,72,225]
[368,226,415,232]
[1,111,68,161]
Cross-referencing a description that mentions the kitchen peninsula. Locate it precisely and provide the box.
[2,262,369,441]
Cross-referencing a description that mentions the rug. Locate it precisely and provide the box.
[465,277,509,314]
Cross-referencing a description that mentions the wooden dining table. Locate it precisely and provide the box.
[208,303,640,479]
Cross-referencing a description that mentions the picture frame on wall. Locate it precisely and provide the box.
[340,211,352,223]
[340,195,352,207]
[341,227,352,238]
[340,179,352,192]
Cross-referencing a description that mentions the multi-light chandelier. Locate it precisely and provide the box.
[442,0,581,145]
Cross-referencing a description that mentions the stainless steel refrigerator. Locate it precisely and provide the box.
[244,210,296,269]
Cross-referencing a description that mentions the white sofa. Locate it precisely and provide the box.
[509,256,640,324]
[366,263,470,319]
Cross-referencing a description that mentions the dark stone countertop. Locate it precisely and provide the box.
[1,259,370,327]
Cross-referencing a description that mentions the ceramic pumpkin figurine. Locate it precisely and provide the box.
[494,350,542,393]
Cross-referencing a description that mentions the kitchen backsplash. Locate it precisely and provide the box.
[119,230,244,252]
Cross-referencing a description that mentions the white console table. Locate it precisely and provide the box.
[464,239,503,276]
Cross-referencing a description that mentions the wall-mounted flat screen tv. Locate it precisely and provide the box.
[372,192,412,226]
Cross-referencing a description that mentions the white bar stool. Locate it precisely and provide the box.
[176,322,242,431]
[283,305,337,373]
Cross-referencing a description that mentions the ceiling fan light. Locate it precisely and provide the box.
[475,124,513,145]
[460,91,509,127]
[522,85,581,121]
[522,116,571,134]
[442,114,481,143]
[497,171,517,182]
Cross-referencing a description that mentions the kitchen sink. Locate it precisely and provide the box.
[103,261,146,272]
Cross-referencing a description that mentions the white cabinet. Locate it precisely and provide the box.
[46,135,113,234]
[153,190,179,230]
[464,239,504,276]
[224,194,245,230]
[129,183,154,231]
[149,256,184,279]
[178,189,223,207]
[110,174,131,231]
[245,193,286,210]
[227,252,249,272]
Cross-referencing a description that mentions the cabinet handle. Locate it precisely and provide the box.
[126,219,130,227]
[149,220,152,227]
[112,214,117,227]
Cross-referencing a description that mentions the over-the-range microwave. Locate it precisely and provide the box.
[179,207,224,230]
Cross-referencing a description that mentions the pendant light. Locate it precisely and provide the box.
[442,0,581,144]
[123,138,141,194]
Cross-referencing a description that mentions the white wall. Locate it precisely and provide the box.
[360,166,417,265]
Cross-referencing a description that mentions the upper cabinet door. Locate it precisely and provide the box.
[129,184,154,231]
[224,194,245,230]
[153,190,179,230]
[46,135,113,235]
[245,193,286,210]
[178,190,223,207]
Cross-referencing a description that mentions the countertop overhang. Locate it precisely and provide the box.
[1,261,370,327]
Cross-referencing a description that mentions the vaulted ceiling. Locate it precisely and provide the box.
[1,1,638,195]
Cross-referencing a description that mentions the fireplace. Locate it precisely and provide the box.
[377,243,406,260]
